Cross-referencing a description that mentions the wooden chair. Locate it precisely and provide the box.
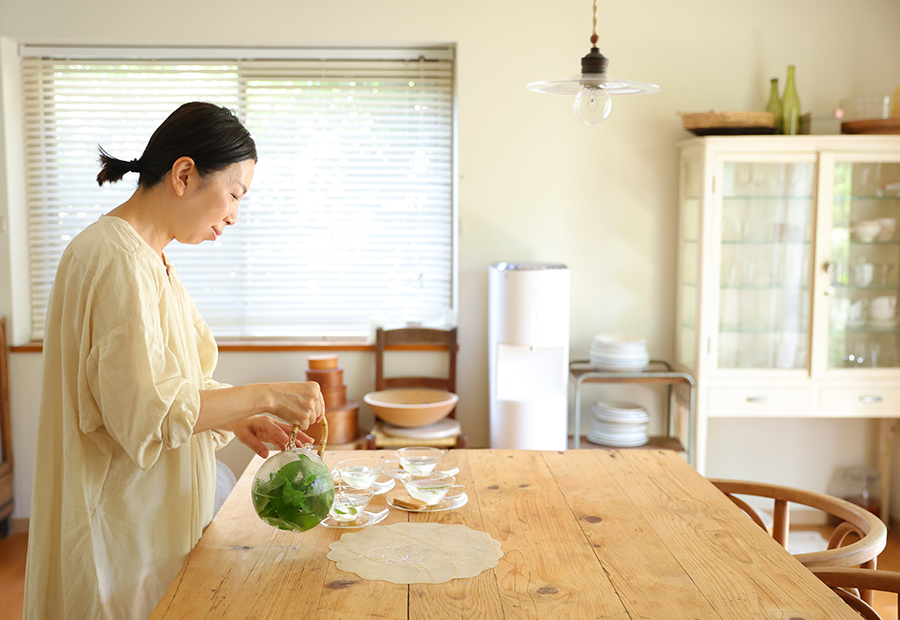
[710,479,887,605]
[366,326,465,449]
[375,327,457,398]
[811,567,900,620]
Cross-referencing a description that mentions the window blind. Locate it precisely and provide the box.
[20,47,455,340]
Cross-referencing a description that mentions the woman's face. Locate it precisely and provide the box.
[175,159,255,245]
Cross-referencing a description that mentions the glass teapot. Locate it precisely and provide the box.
[251,418,335,531]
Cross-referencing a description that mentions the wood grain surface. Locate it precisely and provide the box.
[150,449,859,619]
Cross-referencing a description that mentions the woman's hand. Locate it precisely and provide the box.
[264,381,325,430]
[196,381,325,436]
[230,415,313,459]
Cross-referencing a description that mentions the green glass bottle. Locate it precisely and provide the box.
[781,65,801,136]
[765,78,783,134]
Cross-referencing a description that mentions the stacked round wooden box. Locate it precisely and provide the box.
[304,354,359,446]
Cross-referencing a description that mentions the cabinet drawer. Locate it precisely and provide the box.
[708,387,812,415]
[819,388,900,414]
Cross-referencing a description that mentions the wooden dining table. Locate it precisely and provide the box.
[150,448,861,619]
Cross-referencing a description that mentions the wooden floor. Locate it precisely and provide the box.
[1,526,899,619]
[0,531,26,620]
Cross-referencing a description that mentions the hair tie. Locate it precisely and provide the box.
[127,158,141,173]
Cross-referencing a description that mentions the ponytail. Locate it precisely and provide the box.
[96,148,142,186]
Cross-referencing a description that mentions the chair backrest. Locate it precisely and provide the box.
[374,327,457,416]
[811,567,900,620]
[709,479,887,569]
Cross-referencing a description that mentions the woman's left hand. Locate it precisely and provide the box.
[230,415,311,458]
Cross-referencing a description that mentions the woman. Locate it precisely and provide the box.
[23,102,324,619]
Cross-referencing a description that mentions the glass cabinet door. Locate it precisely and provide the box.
[828,159,900,369]
[677,157,701,369]
[717,160,815,369]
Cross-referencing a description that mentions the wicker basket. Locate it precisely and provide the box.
[679,111,776,135]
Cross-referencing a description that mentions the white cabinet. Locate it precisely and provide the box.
[676,136,900,518]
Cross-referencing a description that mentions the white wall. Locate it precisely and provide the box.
[2,0,900,520]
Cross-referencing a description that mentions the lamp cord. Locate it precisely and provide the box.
[591,0,599,47]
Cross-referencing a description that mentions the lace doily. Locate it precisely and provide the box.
[327,522,503,584]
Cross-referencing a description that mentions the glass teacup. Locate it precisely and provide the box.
[402,473,456,506]
[396,447,444,474]
[334,456,386,490]
[329,485,375,522]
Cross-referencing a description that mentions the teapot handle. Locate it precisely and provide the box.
[289,416,329,459]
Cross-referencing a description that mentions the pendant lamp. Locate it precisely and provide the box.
[526,0,660,125]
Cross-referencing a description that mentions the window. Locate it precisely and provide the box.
[21,46,455,340]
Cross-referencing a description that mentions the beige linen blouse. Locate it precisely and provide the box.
[24,215,233,619]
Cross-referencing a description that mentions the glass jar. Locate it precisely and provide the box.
[251,420,335,531]
[833,465,881,517]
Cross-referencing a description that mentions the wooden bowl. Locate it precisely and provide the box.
[363,388,458,428]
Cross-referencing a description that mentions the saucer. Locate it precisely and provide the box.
[369,478,396,495]
[386,489,468,513]
[330,471,396,495]
[319,507,389,528]
[382,465,460,482]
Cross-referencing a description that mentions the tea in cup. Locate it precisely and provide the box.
[329,485,375,522]
[396,447,444,474]
[870,296,898,321]
[334,457,385,490]
[402,473,457,506]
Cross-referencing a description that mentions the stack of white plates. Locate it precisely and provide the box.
[589,334,649,371]
[587,400,649,447]
[382,417,461,440]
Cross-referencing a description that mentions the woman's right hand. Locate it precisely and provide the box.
[263,381,325,430]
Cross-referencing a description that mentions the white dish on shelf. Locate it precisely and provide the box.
[592,410,649,424]
[592,420,648,433]
[590,361,650,372]
[590,348,648,357]
[587,432,649,448]
[590,356,650,364]
[381,417,461,439]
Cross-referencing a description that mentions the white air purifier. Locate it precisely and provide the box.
[489,263,570,450]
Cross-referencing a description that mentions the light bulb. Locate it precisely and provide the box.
[573,85,611,124]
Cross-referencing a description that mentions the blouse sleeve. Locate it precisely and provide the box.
[84,256,201,470]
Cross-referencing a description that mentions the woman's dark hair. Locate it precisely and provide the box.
[96,102,257,187]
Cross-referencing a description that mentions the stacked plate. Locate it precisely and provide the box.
[589,334,649,371]
[587,400,649,447]
[382,417,461,440]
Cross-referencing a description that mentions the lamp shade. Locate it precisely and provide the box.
[527,74,660,96]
